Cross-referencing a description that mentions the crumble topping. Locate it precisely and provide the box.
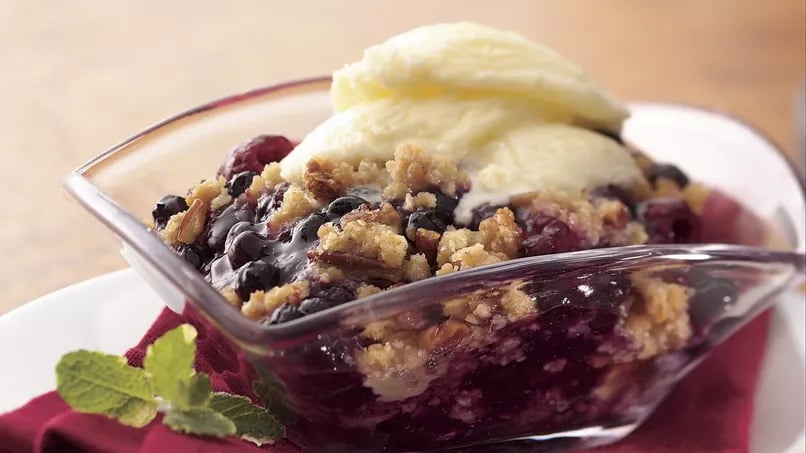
[150,135,710,407]
[477,207,523,257]
[402,192,437,211]
[356,283,382,299]
[268,185,318,230]
[221,286,241,307]
[158,211,185,246]
[618,273,692,361]
[521,188,652,248]
[403,253,431,282]
[314,212,409,281]
[312,264,347,283]
[355,281,535,400]
[303,158,354,202]
[437,244,504,276]
[247,162,284,199]
[186,176,232,211]
[303,157,387,202]
[441,282,535,325]
[241,280,310,321]
[356,335,443,402]
[434,208,522,275]
[158,197,212,246]
[384,144,469,198]
[342,202,402,230]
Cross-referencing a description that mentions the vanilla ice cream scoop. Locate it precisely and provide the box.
[330,22,628,131]
[280,22,641,222]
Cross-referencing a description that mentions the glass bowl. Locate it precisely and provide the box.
[64,77,806,452]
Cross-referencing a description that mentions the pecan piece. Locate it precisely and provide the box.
[176,199,207,244]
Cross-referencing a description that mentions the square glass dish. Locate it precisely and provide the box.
[64,77,806,452]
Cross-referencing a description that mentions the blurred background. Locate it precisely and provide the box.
[1,0,804,314]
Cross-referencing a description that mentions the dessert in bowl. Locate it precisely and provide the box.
[65,23,805,452]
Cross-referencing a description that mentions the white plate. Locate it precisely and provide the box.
[0,269,803,452]
[0,270,164,412]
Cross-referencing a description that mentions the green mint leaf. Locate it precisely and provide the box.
[185,373,213,407]
[163,407,236,437]
[209,392,284,445]
[56,350,157,428]
[143,324,197,409]
[251,380,274,408]
[252,379,295,422]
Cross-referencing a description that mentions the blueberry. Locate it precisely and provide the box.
[229,171,257,197]
[224,221,254,251]
[298,297,333,315]
[227,231,267,268]
[591,185,629,202]
[326,196,368,219]
[255,183,289,222]
[315,284,355,305]
[294,213,328,243]
[234,261,280,300]
[269,303,304,324]
[207,213,240,252]
[152,195,188,227]
[207,205,254,251]
[406,210,447,240]
[637,197,700,243]
[177,244,203,269]
[297,284,354,315]
[649,164,690,188]
[468,204,503,230]
[688,273,739,327]
[591,185,636,215]
[530,271,631,312]
[433,192,459,224]
[256,195,273,222]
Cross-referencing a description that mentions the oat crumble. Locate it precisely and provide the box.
[150,134,713,412]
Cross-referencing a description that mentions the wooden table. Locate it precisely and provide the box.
[1,0,804,314]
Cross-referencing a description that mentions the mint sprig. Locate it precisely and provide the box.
[143,324,200,409]
[56,351,157,427]
[164,407,237,436]
[210,393,284,444]
[55,324,282,445]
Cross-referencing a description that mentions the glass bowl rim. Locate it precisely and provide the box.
[63,76,806,346]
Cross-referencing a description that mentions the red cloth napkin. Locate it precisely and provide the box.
[0,306,771,453]
[0,308,298,453]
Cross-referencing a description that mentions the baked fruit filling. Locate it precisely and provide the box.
[151,134,705,321]
[150,131,708,378]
